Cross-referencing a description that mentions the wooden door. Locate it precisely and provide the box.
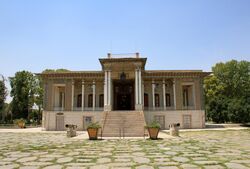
[56,115,64,131]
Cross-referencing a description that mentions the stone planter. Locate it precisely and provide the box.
[87,128,99,140]
[169,123,180,136]
[65,124,77,137]
[17,121,25,128]
[148,128,160,140]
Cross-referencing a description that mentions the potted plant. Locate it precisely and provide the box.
[14,118,27,128]
[145,121,161,140]
[87,122,101,140]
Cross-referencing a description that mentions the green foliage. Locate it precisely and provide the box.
[13,118,27,125]
[0,77,7,111]
[42,69,70,73]
[9,71,43,120]
[204,60,250,123]
[87,122,101,129]
[145,121,161,129]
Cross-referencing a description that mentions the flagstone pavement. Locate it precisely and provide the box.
[0,129,249,169]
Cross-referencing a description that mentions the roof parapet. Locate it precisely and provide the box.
[107,52,140,58]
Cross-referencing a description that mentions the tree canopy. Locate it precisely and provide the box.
[204,60,250,123]
[9,71,43,119]
[42,69,70,73]
[0,76,7,111]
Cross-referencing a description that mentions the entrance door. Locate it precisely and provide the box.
[114,80,134,110]
[56,115,64,131]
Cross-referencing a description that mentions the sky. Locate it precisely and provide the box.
[0,0,250,102]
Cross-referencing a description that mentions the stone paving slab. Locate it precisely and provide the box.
[0,129,249,168]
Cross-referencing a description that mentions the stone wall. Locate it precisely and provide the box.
[144,110,205,129]
[42,111,104,131]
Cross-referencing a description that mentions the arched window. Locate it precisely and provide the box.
[144,93,149,107]
[155,94,160,107]
[77,94,82,107]
[88,94,93,107]
[166,93,171,107]
[99,94,104,107]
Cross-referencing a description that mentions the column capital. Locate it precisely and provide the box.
[81,80,85,84]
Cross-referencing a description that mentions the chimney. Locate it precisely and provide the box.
[135,52,139,58]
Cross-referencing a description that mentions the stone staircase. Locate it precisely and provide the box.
[101,111,146,137]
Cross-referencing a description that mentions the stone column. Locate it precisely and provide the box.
[152,80,155,110]
[142,81,144,106]
[163,79,166,110]
[62,93,65,111]
[104,70,112,111]
[173,79,176,110]
[81,80,85,111]
[108,70,111,106]
[192,83,196,109]
[135,69,138,105]
[104,71,107,106]
[71,80,74,111]
[92,81,96,111]
[138,68,142,104]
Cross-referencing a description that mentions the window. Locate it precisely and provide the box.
[144,93,149,107]
[88,94,93,107]
[166,93,171,107]
[59,92,64,107]
[99,94,104,107]
[77,94,82,107]
[183,87,189,106]
[183,115,191,128]
[155,94,160,107]
[154,115,165,129]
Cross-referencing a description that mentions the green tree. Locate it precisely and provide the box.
[204,60,250,123]
[9,71,43,120]
[0,75,7,116]
[42,69,70,73]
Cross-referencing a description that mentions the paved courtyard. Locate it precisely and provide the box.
[0,129,250,169]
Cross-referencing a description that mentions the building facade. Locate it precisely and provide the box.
[40,53,210,136]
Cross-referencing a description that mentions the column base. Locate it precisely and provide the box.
[104,105,112,111]
[135,104,143,111]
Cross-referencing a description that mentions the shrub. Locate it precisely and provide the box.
[145,121,161,129]
[87,122,101,129]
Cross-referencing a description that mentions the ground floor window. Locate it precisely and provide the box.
[183,115,191,128]
[154,115,165,129]
[83,116,92,130]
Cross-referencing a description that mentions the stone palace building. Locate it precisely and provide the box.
[40,53,210,136]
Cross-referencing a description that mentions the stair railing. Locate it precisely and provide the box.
[101,111,109,138]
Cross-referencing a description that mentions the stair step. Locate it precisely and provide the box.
[101,111,146,137]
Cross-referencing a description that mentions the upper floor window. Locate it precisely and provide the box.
[155,94,160,107]
[144,93,149,107]
[99,94,104,107]
[77,94,82,107]
[183,87,189,106]
[166,93,171,107]
[88,94,93,107]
